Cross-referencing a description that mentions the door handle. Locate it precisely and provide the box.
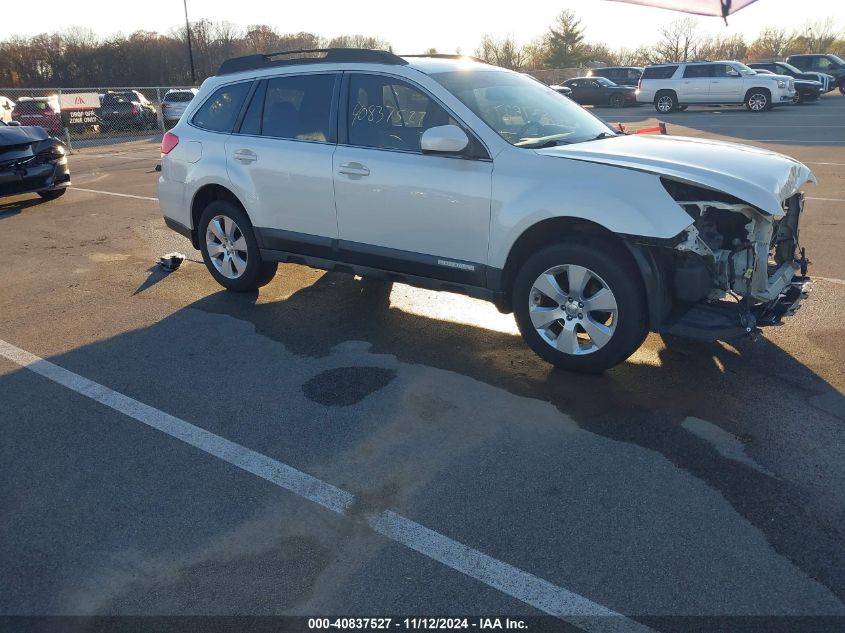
[338,161,370,177]
[233,149,257,164]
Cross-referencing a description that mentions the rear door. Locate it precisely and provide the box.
[680,64,713,102]
[225,73,340,245]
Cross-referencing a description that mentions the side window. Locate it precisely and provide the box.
[261,74,336,142]
[239,80,266,136]
[683,65,712,79]
[568,80,580,88]
[643,65,678,80]
[192,82,252,133]
[588,80,600,88]
[348,74,458,152]
[711,64,739,78]
[814,57,833,70]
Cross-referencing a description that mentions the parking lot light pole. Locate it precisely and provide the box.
[183,0,196,84]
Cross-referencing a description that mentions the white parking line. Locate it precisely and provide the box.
[71,187,157,202]
[0,338,654,633]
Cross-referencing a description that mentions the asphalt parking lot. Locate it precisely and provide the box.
[1,94,844,632]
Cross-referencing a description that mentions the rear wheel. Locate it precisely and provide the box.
[198,200,278,292]
[654,91,677,113]
[609,93,625,108]
[512,239,648,373]
[839,80,845,95]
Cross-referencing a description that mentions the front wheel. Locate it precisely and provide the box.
[609,93,624,108]
[745,89,771,112]
[198,200,278,292]
[512,239,648,373]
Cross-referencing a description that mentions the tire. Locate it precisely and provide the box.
[609,93,624,108]
[38,188,66,201]
[745,88,771,112]
[512,238,648,373]
[654,91,677,113]
[198,200,278,292]
[839,80,845,96]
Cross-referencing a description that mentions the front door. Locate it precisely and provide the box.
[332,72,493,285]
[709,64,745,101]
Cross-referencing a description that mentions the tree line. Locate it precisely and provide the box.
[0,24,389,87]
[0,14,843,88]
[475,12,845,70]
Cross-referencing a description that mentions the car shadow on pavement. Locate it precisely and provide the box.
[2,269,844,620]
[0,195,46,219]
[183,271,845,607]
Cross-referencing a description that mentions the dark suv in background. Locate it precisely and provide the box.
[99,91,158,131]
[786,54,845,94]
[588,66,643,87]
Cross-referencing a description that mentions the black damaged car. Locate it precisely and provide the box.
[0,121,70,201]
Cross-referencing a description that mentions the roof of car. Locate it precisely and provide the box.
[215,48,495,78]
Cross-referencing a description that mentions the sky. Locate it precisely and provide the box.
[2,0,841,52]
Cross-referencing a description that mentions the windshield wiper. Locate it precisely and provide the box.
[584,132,617,142]
[518,138,573,149]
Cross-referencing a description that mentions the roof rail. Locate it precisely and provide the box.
[217,48,407,76]
[401,53,488,64]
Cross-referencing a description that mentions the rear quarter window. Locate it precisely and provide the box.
[192,82,252,133]
[642,66,678,80]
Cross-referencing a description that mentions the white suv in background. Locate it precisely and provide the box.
[637,61,796,112]
[159,49,814,372]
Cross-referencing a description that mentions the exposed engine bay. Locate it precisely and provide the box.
[658,179,810,337]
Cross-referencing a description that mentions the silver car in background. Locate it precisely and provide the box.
[160,89,198,128]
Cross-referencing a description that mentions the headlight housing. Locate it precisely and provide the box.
[777,80,787,89]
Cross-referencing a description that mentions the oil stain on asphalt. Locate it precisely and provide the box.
[303,366,397,407]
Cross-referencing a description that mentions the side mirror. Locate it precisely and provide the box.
[420,125,469,154]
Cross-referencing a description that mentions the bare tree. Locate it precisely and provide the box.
[698,34,747,61]
[799,18,842,53]
[475,34,525,70]
[654,17,699,62]
[746,27,793,60]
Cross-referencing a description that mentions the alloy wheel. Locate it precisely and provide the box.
[656,95,674,112]
[748,93,768,111]
[206,214,248,279]
[528,264,618,355]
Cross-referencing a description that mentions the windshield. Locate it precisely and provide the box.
[431,70,615,148]
[778,62,803,74]
[595,77,616,87]
[830,55,845,66]
[733,62,756,76]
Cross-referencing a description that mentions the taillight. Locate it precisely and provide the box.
[131,104,139,116]
[161,131,179,156]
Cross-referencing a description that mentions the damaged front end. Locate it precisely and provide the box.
[657,179,811,340]
[0,125,70,199]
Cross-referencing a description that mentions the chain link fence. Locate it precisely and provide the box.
[0,86,198,150]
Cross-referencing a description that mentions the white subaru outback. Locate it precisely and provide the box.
[159,49,814,373]
[637,60,796,112]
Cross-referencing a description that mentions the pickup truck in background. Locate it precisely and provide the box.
[785,54,845,94]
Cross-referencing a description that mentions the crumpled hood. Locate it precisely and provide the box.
[0,124,49,148]
[537,134,816,216]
